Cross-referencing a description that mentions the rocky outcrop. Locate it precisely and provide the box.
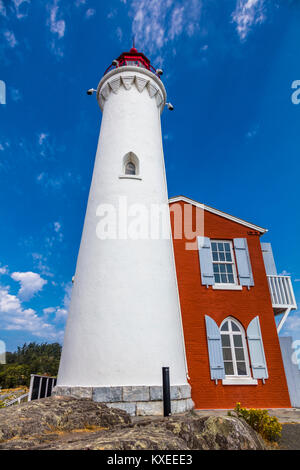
[0,396,130,442]
[0,396,265,450]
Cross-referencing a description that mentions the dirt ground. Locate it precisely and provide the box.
[278,423,300,450]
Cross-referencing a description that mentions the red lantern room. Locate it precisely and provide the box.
[104,46,160,77]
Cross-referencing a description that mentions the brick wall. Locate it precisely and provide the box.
[170,201,291,409]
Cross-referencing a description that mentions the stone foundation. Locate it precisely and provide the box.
[53,384,194,416]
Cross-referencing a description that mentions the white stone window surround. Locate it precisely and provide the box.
[120,151,142,180]
[220,317,255,385]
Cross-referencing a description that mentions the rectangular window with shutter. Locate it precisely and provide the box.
[211,240,238,285]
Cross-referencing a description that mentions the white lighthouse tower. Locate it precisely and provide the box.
[56,47,193,415]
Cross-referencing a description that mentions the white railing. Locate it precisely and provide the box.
[4,392,29,407]
[267,275,297,311]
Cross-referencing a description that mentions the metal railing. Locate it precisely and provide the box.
[267,275,297,311]
[28,374,57,401]
[5,392,29,407]
[103,62,158,77]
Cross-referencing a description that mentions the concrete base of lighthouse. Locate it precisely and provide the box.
[53,384,194,416]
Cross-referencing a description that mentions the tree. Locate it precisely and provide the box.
[0,343,62,389]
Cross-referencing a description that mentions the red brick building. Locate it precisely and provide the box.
[169,196,297,409]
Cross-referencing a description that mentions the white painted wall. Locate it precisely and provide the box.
[57,67,188,387]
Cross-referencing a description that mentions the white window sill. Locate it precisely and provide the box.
[119,175,142,180]
[212,284,242,291]
[222,378,258,385]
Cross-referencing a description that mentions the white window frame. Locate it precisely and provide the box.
[119,152,142,180]
[211,240,238,287]
[220,317,255,385]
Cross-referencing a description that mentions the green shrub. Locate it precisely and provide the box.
[231,402,282,442]
[0,342,61,389]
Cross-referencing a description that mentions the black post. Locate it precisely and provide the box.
[162,367,171,417]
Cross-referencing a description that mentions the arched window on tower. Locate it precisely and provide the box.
[220,317,251,378]
[123,152,140,177]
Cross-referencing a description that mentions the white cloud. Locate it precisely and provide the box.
[0,285,61,339]
[116,27,123,42]
[11,271,47,301]
[43,282,71,324]
[246,124,259,139]
[129,0,202,60]
[54,307,68,322]
[279,269,291,276]
[47,0,65,58]
[43,305,68,322]
[63,282,72,310]
[36,172,63,190]
[45,221,63,247]
[107,9,117,19]
[12,0,31,20]
[232,0,266,41]
[85,8,96,19]
[0,266,8,275]
[38,133,48,146]
[283,313,300,333]
[169,6,184,40]
[11,88,22,102]
[4,31,18,48]
[32,253,53,277]
[43,307,56,315]
[0,0,6,16]
[54,221,61,233]
[49,0,65,38]
[36,170,81,191]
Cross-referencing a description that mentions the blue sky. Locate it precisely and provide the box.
[0,0,300,352]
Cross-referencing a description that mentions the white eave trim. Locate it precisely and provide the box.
[169,195,268,234]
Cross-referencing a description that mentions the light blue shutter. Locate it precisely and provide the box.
[197,237,215,286]
[247,316,268,380]
[261,242,277,275]
[234,238,254,287]
[205,315,225,382]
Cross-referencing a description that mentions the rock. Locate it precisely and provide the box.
[0,398,266,450]
[0,396,131,442]
[164,413,266,450]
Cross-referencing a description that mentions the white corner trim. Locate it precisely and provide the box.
[168,195,268,233]
[119,175,142,181]
[212,284,243,291]
[222,378,258,386]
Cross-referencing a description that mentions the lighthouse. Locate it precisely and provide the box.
[55,47,193,415]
